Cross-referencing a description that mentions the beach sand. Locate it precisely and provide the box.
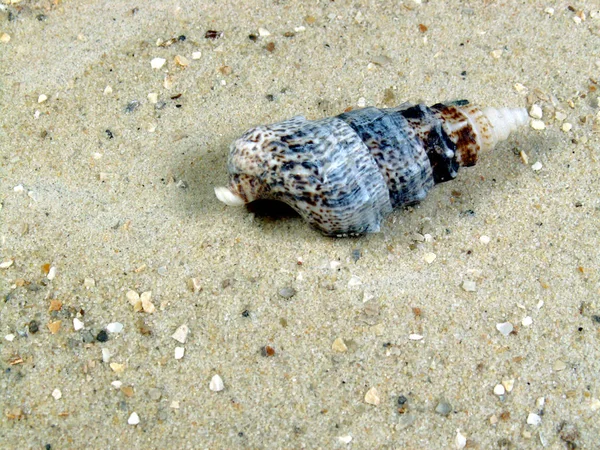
[1,1,599,448]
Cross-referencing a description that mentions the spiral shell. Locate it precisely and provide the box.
[215,101,529,236]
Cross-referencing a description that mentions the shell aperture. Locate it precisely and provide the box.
[215,101,529,236]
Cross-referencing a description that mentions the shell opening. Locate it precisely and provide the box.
[214,186,245,206]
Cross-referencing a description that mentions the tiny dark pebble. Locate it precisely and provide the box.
[574,201,583,207]
[241,309,250,317]
[178,35,186,41]
[591,315,600,324]
[248,34,258,42]
[45,445,51,450]
[175,104,182,108]
[398,395,408,406]
[8,11,15,21]
[170,93,182,99]
[238,432,244,437]
[125,100,140,113]
[278,287,296,299]
[205,30,223,40]
[460,70,467,78]
[351,249,361,262]
[28,320,39,334]
[283,31,295,38]
[265,94,275,102]
[105,129,114,139]
[265,42,275,52]
[221,279,232,289]
[96,330,109,342]
[37,14,48,22]
[461,209,475,217]
[261,345,276,357]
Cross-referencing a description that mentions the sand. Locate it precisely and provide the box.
[1,1,600,448]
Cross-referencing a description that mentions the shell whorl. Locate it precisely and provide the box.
[216,101,528,236]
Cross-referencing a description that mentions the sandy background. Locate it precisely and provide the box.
[1,0,600,448]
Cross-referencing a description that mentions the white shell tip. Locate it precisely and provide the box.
[214,186,245,206]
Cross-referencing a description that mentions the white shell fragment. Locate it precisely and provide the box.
[174,347,185,360]
[455,429,467,449]
[210,374,225,392]
[493,384,505,396]
[73,318,84,331]
[527,413,542,426]
[106,322,124,333]
[171,324,189,344]
[496,322,514,336]
[51,388,62,400]
[364,387,380,405]
[128,412,140,425]
[217,101,530,236]
[151,57,166,69]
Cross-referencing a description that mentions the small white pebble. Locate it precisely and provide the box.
[544,7,554,16]
[479,235,491,244]
[151,57,166,69]
[529,104,543,119]
[589,398,600,411]
[332,337,348,353]
[140,291,155,313]
[170,400,180,409]
[496,322,514,336]
[92,152,103,160]
[531,161,543,171]
[258,27,271,37]
[409,334,424,341]
[128,412,140,425]
[562,122,572,132]
[555,111,567,121]
[522,316,533,326]
[192,51,202,59]
[171,324,189,344]
[4,334,15,342]
[83,278,95,288]
[174,347,185,360]
[455,429,467,449]
[34,110,41,119]
[347,275,362,288]
[0,32,10,43]
[357,97,366,108]
[530,119,546,130]
[51,388,62,400]
[338,435,353,444]
[537,300,544,309]
[536,397,545,408]
[329,260,341,270]
[572,16,582,24]
[423,252,436,264]
[47,266,57,280]
[210,374,224,392]
[14,184,24,193]
[103,85,113,95]
[147,92,158,103]
[514,83,527,93]
[111,380,122,389]
[491,49,502,59]
[364,387,380,405]
[461,280,477,292]
[502,379,515,392]
[101,348,111,363]
[38,94,48,103]
[553,359,567,371]
[527,413,542,426]
[73,318,84,331]
[294,25,306,32]
[0,259,14,269]
[106,322,123,333]
[493,384,505,396]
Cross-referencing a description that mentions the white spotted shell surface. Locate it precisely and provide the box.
[215,101,529,236]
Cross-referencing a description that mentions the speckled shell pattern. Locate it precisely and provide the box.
[220,101,526,236]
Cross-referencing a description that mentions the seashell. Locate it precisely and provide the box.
[215,100,529,236]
